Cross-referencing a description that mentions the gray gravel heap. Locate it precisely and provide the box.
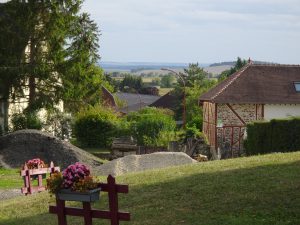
[98,152,197,176]
[0,129,102,172]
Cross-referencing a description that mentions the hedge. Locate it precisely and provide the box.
[73,106,119,147]
[244,117,300,155]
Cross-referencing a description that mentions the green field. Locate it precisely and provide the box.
[1,152,300,225]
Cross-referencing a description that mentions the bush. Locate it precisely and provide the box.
[73,106,119,147]
[44,110,73,140]
[244,117,300,155]
[11,112,42,131]
[127,107,176,147]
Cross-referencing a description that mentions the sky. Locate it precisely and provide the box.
[82,0,300,64]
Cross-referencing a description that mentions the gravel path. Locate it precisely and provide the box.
[0,189,22,201]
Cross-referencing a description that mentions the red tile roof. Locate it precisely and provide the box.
[199,63,300,104]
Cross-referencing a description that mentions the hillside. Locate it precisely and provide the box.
[1,152,300,224]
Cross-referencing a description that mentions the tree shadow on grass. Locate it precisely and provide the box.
[1,160,300,225]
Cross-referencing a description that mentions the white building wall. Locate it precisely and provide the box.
[264,104,300,120]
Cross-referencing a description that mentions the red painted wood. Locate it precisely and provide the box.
[83,202,92,225]
[57,199,67,225]
[49,206,131,221]
[107,175,119,225]
[21,161,60,195]
[49,175,130,225]
[38,174,43,188]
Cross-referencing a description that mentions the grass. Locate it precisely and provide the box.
[81,147,110,163]
[0,169,22,189]
[159,87,173,96]
[1,152,300,224]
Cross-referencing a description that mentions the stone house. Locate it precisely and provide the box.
[199,63,300,158]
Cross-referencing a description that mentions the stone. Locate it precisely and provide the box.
[0,129,102,173]
[98,152,197,176]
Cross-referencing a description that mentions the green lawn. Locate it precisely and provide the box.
[0,169,23,189]
[1,152,300,224]
[81,147,110,163]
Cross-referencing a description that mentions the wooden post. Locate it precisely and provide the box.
[83,202,92,225]
[24,164,31,195]
[50,161,55,174]
[56,198,67,225]
[107,175,119,225]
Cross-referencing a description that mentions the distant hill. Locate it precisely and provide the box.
[209,61,235,67]
[99,62,194,72]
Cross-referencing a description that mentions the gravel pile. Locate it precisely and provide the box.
[0,130,102,173]
[98,152,197,176]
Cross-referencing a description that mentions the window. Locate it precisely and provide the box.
[294,82,300,92]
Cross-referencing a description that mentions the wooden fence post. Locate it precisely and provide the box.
[107,175,118,225]
[56,198,67,225]
[83,202,93,225]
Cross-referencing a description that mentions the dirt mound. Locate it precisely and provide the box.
[0,130,102,173]
[98,152,197,176]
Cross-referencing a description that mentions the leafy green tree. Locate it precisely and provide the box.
[160,74,174,88]
[0,0,107,116]
[120,74,143,92]
[126,107,176,146]
[218,57,247,81]
[183,63,208,87]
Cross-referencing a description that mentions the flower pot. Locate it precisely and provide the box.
[56,188,101,202]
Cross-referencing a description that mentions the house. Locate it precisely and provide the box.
[115,92,160,114]
[199,62,300,158]
[101,86,160,114]
[150,91,178,111]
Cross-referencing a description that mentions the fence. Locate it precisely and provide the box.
[49,175,130,225]
[21,161,60,195]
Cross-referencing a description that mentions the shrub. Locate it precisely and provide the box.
[11,112,42,131]
[127,107,176,146]
[73,106,119,147]
[44,110,72,140]
[244,117,300,155]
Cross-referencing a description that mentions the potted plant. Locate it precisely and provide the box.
[25,158,47,179]
[46,162,100,202]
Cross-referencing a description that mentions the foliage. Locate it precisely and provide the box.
[44,110,73,140]
[183,63,208,87]
[172,63,217,126]
[126,107,176,146]
[0,1,106,116]
[244,117,300,155]
[46,171,63,195]
[2,152,300,224]
[25,158,46,169]
[47,163,98,194]
[218,57,247,81]
[160,74,174,88]
[62,162,91,189]
[73,105,119,147]
[120,74,143,92]
[11,112,42,131]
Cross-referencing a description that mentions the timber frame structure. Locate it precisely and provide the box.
[199,62,300,158]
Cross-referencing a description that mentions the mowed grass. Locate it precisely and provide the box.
[0,169,23,189]
[1,152,300,225]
